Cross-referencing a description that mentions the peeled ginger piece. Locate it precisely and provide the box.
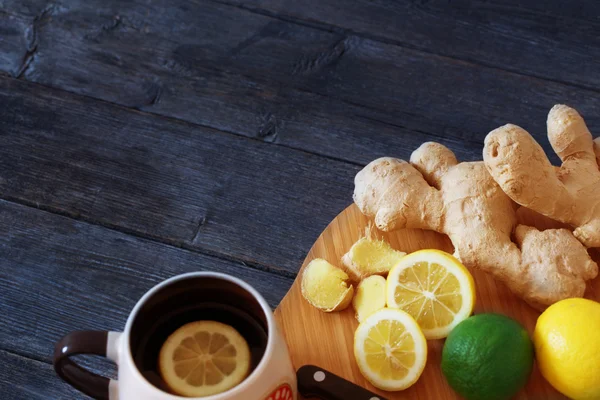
[301,258,354,312]
[342,236,406,281]
[352,275,386,322]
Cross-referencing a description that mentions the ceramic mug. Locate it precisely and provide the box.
[53,272,297,400]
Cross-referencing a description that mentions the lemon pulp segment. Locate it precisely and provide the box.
[387,249,475,339]
[158,321,251,397]
[354,308,427,391]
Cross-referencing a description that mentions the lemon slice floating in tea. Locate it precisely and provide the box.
[159,321,251,397]
[386,249,475,339]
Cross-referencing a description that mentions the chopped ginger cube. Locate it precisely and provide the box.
[342,237,406,281]
[301,258,354,312]
[352,275,386,322]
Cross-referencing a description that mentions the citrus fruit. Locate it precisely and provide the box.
[441,313,534,400]
[386,249,475,339]
[354,308,427,391]
[533,298,600,400]
[158,321,251,397]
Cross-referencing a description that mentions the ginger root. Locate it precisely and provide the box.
[354,143,598,309]
[341,227,406,281]
[352,275,386,322]
[301,258,354,312]
[485,105,600,248]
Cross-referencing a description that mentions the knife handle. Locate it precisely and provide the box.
[297,365,388,400]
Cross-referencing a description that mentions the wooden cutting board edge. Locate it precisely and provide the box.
[275,203,600,399]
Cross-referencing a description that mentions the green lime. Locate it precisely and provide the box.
[441,313,534,400]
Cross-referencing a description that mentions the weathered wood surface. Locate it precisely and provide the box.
[1,0,600,398]
[0,77,358,274]
[0,0,483,165]
[0,349,82,399]
[2,0,600,166]
[223,0,600,89]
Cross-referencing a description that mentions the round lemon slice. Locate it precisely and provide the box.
[386,249,475,339]
[354,308,427,391]
[159,321,251,397]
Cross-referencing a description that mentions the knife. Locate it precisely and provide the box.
[297,365,388,400]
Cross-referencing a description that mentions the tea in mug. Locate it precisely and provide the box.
[131,303,268,397]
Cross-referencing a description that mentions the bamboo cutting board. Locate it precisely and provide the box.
[274,204,600,399]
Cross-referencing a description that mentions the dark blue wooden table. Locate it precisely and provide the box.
[1,1,598,398]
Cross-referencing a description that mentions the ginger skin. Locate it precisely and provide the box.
[354,143,597,309]
[484,105,600,248]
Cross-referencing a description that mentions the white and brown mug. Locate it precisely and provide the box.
[53,272,297,400]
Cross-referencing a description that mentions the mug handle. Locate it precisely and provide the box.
[53,331,121,400]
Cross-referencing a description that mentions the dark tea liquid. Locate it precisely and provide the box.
[131,302,268,394]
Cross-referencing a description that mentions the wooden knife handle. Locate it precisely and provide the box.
[297,365,388,400]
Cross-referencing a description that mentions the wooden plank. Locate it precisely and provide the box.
[221,0,600,90]
[465,0,600,23]
[0,199,294,364]
[0,11,31,77]
[0,77,362,273]
[0,0,481,165]
[0,1,48,77]
[2,0,599,166]
[0,349,83,399]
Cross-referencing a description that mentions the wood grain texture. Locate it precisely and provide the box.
[2,1,600,165]
[2,2,600,398]
[275,204,600,399]
[0,349,84,400]
[0,0,483,165]
[0,77,358,274]
[0,11,31,77]
[222,0,600,90]
[0,199,293,365]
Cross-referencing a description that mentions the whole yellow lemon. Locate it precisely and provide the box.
[533,298,600,400]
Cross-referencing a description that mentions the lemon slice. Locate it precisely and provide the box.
[354,308,427,391]
[386,249,475,339]
[159,321,251,397]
